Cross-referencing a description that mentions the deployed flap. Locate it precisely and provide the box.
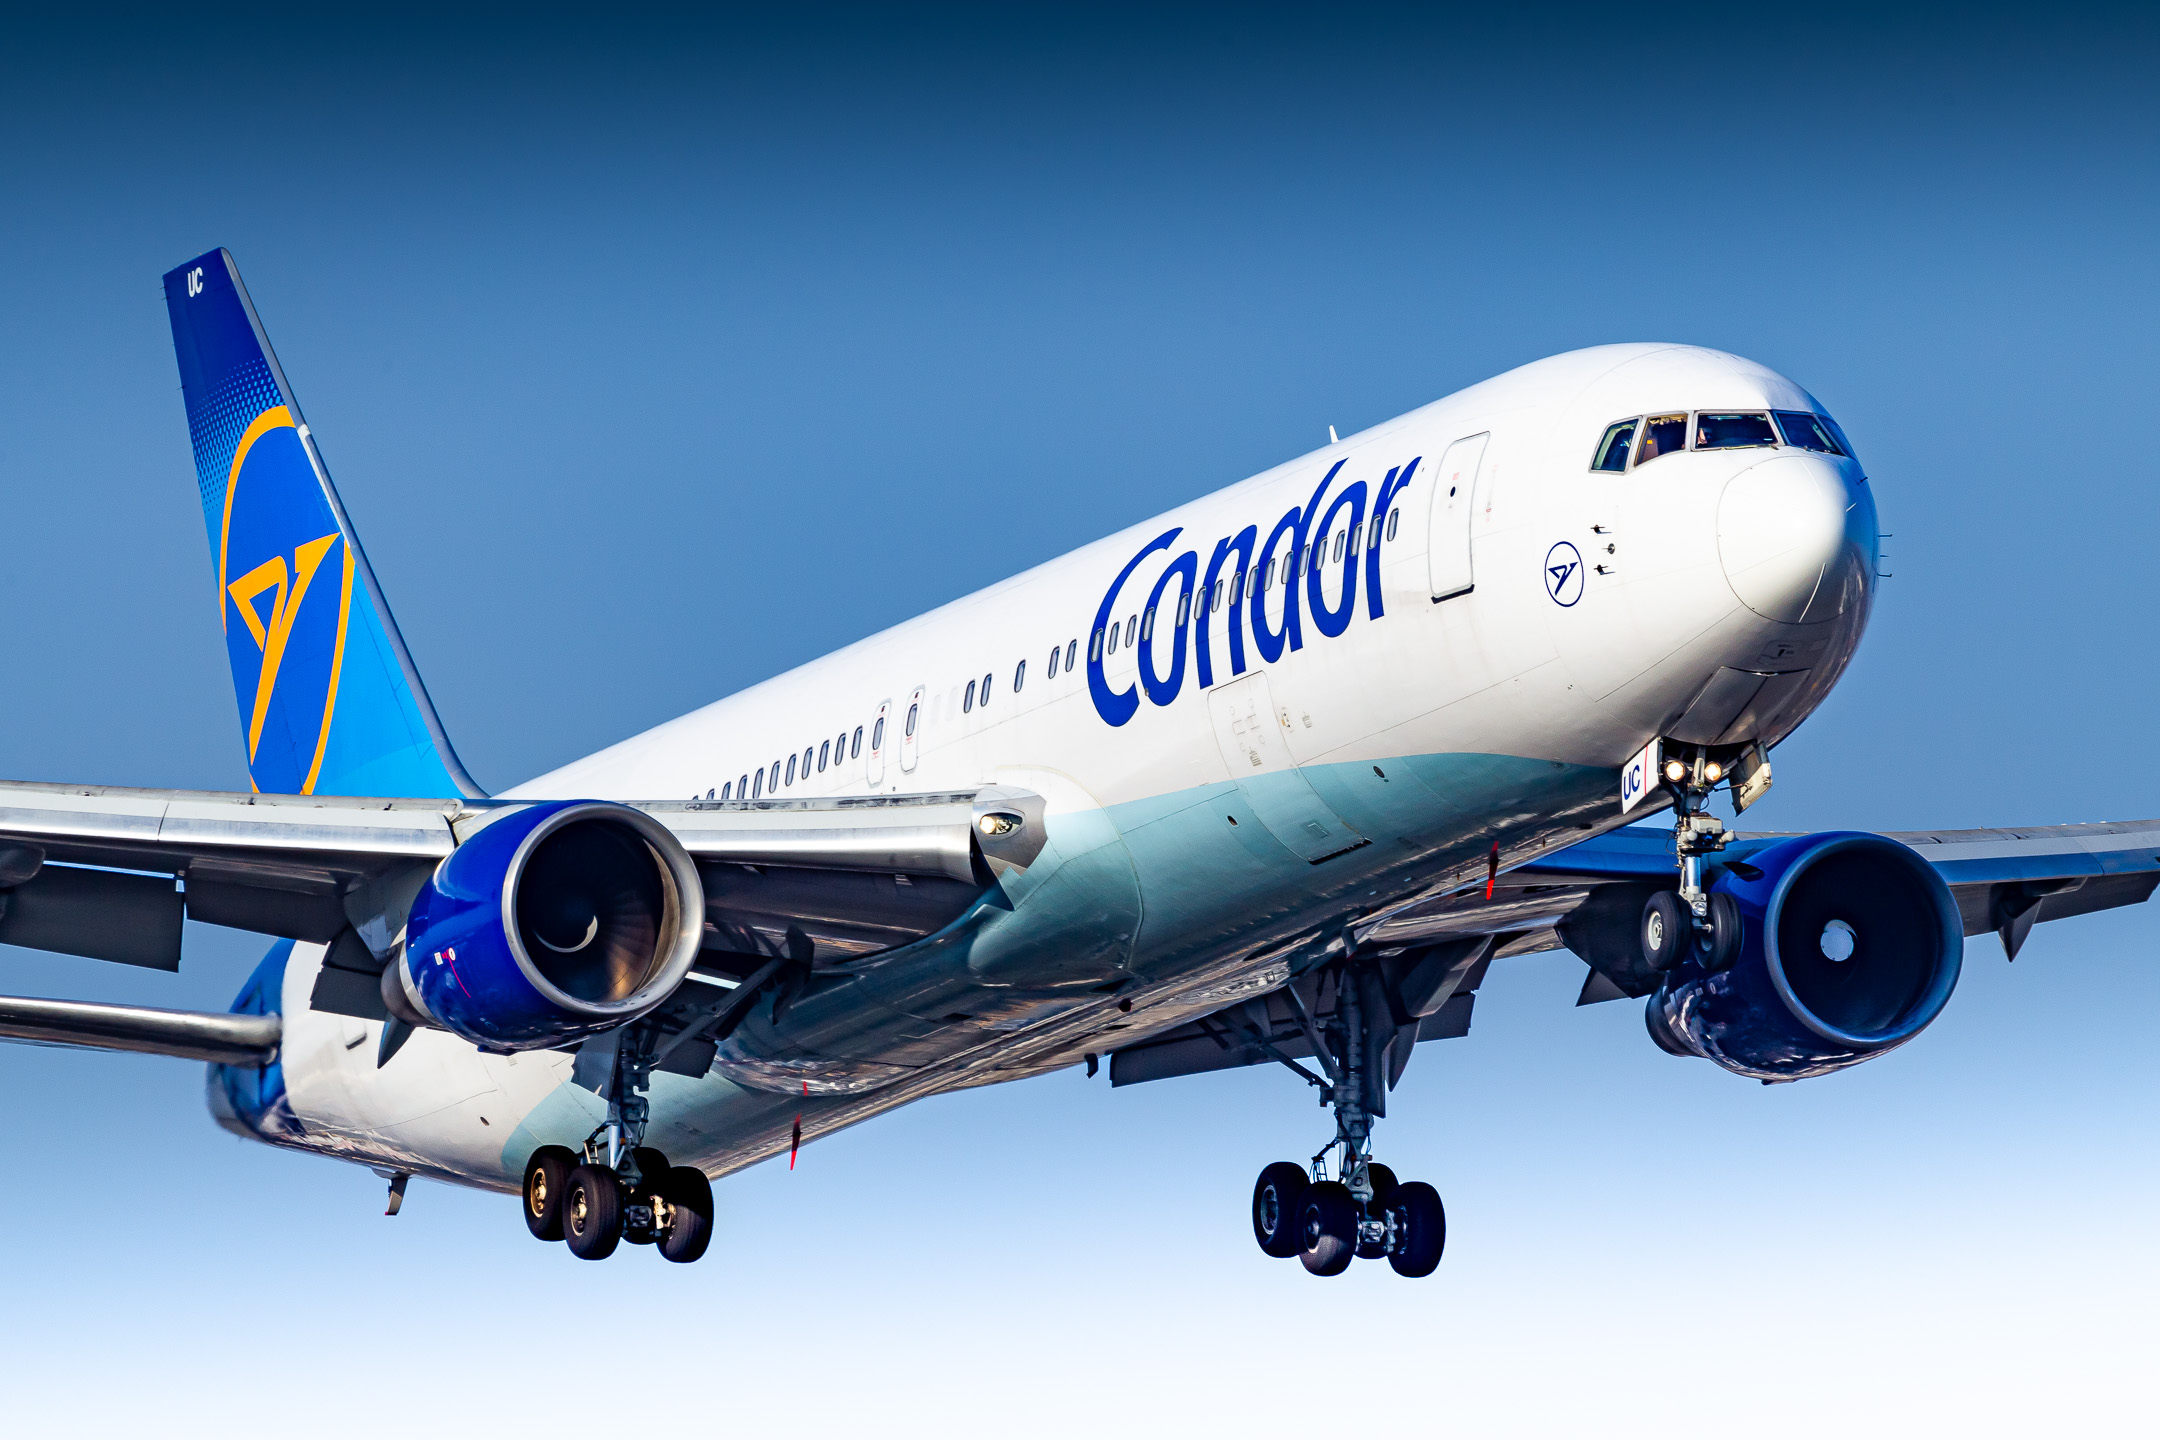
[0,992,278,1065]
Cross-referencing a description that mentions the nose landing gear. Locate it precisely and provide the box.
[1248,958,1449,1278]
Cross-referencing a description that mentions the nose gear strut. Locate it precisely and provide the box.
[1654,743,1744,972]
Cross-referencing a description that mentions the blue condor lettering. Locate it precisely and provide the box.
[1140,549,1198,707]
[1251,461,1344,665]
[1305,475,1367,639]
[1196,524,1257,689]
[1088,454,1423,728]
[1364,456,1419,620]
[1089,527,1181,727]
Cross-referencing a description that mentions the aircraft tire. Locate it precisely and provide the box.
[659,1166,714,1264]
[1386,1182,1446,1278]
[1252,1162,1309,1258]
[563,1163,624,1261]
[522,1145,578,1241]
[1357,1163,1400,1259]
[622,1147,672,1245]
[1298,1181,1357,1276]
[1641,890,1692,971]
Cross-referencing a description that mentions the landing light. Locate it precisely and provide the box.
[1705,761,1724,783]
[977,812,1021,837]
[1663,760,1687,783]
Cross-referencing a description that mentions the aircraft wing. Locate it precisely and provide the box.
[0,782,1025,1061]
[1106,816,2160,1088]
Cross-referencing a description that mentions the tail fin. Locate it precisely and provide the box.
[162,249,482,799]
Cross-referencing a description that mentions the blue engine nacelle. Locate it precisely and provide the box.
[1646,832,1964,1081]
[383,801,704,1051]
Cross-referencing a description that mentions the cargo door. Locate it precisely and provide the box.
[1426,432,1490,601]
[1207,673,1364,863]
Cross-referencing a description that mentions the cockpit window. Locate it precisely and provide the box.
[1637,414,1687,464]
[1772,410,1845,454]
[1695,412,1779,449]
[1591,418,1638,472]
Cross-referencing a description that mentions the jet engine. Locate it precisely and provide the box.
[382,801,704,1050]
[1646,831,1963,1080]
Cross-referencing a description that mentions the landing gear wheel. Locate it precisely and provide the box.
[1298,1180,1357,1276]
[658,1165,714,1264]
[1356,1163,1400,1259]
[1641,890,1692,972]
[621,1147,671,1245]
[1387,1180,1446,1278]
[522,1145,577,1241]
[1252,1162,1310,1259]
[1703,892,1743,972]
[563,1163,624,1261]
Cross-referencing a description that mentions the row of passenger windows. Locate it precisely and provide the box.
[1590,410,1850,473]
[1088,508,1404,659]
[700,501,1417,798]
[704,721,871,801]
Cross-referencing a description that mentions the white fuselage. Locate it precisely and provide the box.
[246,343,1878,1190]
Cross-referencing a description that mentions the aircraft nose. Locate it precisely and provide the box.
[1716,454,1870,624]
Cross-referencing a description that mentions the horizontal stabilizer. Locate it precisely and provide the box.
[0,993,279,1065]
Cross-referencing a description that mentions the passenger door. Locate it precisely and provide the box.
[1426,432,1490,601]
[1207,673,1364,863]
[866,699,890,786]
[899,685,925,773]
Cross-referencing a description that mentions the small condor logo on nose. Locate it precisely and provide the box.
[1544,541,1584,607]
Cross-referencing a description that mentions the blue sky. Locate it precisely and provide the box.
[2,6,2157,1432]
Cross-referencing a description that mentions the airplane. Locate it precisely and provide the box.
[0,248,2148,1275]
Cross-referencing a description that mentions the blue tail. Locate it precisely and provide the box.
[163,249,481,799]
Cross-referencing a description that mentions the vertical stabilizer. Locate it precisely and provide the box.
[163,249,482,798]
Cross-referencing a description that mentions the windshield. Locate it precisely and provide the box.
[1695,412,1779,449]
[1773,411,1845,454]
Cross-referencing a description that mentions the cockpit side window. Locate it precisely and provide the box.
[1591,418,1638,472]
[1636,414,1687,464]
[1772,410,1845,454]
[1695,412,1779,449]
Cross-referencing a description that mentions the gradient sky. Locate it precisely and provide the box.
[2,7,2157,1434]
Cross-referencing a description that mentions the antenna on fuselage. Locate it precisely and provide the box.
[1328,425,1339,444]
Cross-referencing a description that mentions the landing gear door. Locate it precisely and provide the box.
[1207,673,1364,863]
[1426,432,1490,601]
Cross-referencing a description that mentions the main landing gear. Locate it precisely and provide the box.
[1248,959,1447,1278]
[520,1022,715,1263]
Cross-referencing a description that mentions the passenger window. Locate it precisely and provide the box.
[786,754,797,785]
[1046,645,1059,678]
[1591,418,1638,472]
[819,740,830,771]
[1230,570,1245,607]
[753,768,764,798]
[1695,412,1778,449]
[1772,410,1844,454]
[1176,592,1190,625]
[1211,578,1224,613]
[1105,623,1117,655]
[905,703,918,738]
[963,679,975,713]
[1331,531,1344,563]
[1013,659,1025,692]
[1065,639,1077,671]
[1262,559,1275,590]
[1141,607,1155,642]
[980,671,992,704]
[720,782,731,799]
[1348,521,1361,557]
[738,773,749,796]
[1093,627,1106,659]
[1386,508,1400,540]
[1636,414,1687,464]
[1125,616,1136,646]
